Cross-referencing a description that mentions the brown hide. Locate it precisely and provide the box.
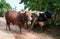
[5,10,29,32]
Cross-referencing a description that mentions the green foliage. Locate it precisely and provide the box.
[0,0,12,17]
[20,0,60,11]
[20,0,60,25]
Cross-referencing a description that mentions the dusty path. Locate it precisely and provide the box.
[0,17,55,39]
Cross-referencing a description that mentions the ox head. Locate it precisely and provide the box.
[24,11,32,23]
[17,11,32,23]
[45,10,55,19]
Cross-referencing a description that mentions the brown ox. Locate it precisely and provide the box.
[5,10,30,33]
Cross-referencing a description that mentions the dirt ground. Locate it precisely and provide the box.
[0,17,55,39]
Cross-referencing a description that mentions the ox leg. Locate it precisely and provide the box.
[6,24,7,30]
[6,22,11,31]
[26,22,29,29]
[29,22,35,32]
[41,26,43,32]
[18,25,22,33]
[20,27,22,33]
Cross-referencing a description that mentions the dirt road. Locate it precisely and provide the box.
[0,17,55,39]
